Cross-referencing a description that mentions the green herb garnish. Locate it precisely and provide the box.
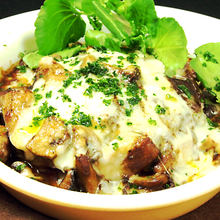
[34,0,188,72]
[190,42,220,103]
[17,65,27,73]
[148,117,157,126]
[155,104,166,115]
[177,85,191,99]
[15,164,27,172]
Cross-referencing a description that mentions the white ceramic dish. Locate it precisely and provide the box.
[0,6,219,220]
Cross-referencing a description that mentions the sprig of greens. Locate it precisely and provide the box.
[34,0,189,73]
[190,42,220,102]
[35,0,86,55]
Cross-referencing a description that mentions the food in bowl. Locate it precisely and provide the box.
[0,0,219,195]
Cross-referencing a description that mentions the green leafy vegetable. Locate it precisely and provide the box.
[190,42,220,103]
[23,45,84,69]
[55,45,84,58]
[35,0,86,55]
[16,65,27,73]
[88,16,103,31]
[116,0,158,35]
[149,17,188,74]
[23,51,43,69]
[85,30,121,51]
[34,0,188,73]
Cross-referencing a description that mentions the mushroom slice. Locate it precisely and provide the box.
[59,169,82,192]
[129,173,169,190]
[26,117,70,159]
[0,88,34,134]
[11,161,43,181]
[0,125,9,163]
[122,136,159,176]
[75,154,100,193]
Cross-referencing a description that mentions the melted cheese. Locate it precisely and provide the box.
[8,48,220,192]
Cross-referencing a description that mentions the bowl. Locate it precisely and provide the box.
[0,6,220,220]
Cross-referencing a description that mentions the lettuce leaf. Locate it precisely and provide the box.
[116,0,158,35]
[149,17,188,75]
[85,30,121,51]
[35,0,86,55]
[190,42,220,102]
[34,0,188,73]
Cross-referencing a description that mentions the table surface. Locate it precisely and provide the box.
[0,0,219,219]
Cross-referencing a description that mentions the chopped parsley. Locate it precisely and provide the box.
[45,91,52,98]
[207,118,218,128]
[97,56,111,62]
[203,51,218,64]
[118,100,124,106]
[39,101,57,118]
[148,118,157,126]
[125,108,132,117]
[73,81,82,88]
[118,56,125,60]
[125,82,142,106]
[127,96,141,106]
[155,105,166,115]
[214,82,220,92]
[34,93,43,102]
[141,89,147,98]
[58,88,72,102]
[67,105,92,127]
[103,99,111,106]
[70,57,80,66]
[165,93,175,101]
[17,65,27,73]
[32,116,42,127]
[63,73,81,88]
[62,94,72,102]
[177,85,191,99]
[97,117,106,129]
[127,122,133,126]
[85,78,121,97]
[126,53,138,64]
[79,61,108,78]
[130,190,138,194]
[15,163,27,172]
[126,82,139,96]
[112,142,119,151]
[117,136,123,140]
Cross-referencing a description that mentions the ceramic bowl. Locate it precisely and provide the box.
[0,6,219,220]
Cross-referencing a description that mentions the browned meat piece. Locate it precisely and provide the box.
[203,103,220,124]
[59,170,75,190]
[26,117,70,159]
[154,151,175,174]
[118,65,140,82]
[129,173,169,189]
[104,63,140,82]
[0,88,34,134]
[168,77,202,112]
[36,60,68,81]
[75,155,100,193]
[59,170,82,192]
[123,136,159,176]
[0,125,9,163]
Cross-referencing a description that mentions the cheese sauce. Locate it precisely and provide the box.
[3,47,220,194]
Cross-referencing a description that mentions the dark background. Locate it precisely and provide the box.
[0,0,220,19]
[0,1,219,220]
